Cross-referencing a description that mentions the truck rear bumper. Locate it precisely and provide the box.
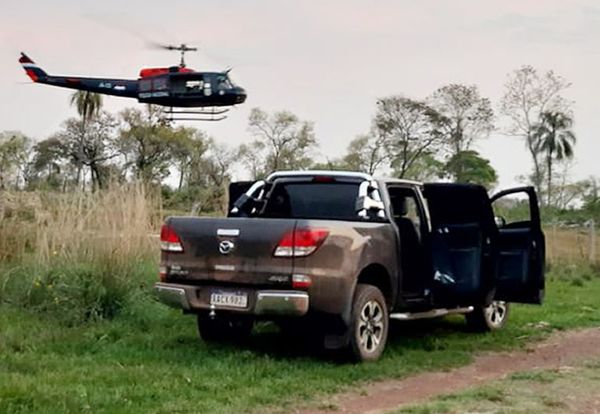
[154,282,309,317]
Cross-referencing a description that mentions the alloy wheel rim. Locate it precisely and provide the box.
[358,300,385,353]
[485,301,507,327]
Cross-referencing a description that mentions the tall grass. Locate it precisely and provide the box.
[545,226,599,265]
[0,184,162,323]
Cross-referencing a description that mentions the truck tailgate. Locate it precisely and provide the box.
[164,217,295,286]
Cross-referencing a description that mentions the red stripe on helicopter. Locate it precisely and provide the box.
[25,69,38,82]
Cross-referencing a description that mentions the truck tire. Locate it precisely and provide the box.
[465,301,510,332]
[197,314,254,342]
[348,284,389,362]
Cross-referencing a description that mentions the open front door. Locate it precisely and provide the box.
[491,187,545,304]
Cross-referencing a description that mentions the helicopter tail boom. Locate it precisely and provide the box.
[19,52,47,82]
[18,52,139,98]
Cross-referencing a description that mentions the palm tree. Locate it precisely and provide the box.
[533,111,576,206]
[69,91,103,189]
[70,91,103,125]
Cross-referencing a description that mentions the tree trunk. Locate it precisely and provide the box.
[546,154,553,208]
[178,162,186,190]
[527,133,544,201]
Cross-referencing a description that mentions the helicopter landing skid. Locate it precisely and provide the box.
[164,107,229,122]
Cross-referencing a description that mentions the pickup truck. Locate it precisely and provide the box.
[155,170,545,362]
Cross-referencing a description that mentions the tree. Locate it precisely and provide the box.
[374,96,443,178]
[70,91,103,124]
[28,137,68,189]
[196,142,237,213]
[54,112,120,189]
[429,84,494,181]
[532,111,576,206]
[69,91,105,188]
[341,133,389,175]
[119,106,179,183]
[169,128,210,189]
[0,131,31,189]
[238,141,267,180]
[500,65,571,195]
[397,151,444,182]
[444,150,498,188]
[245,108,317,177]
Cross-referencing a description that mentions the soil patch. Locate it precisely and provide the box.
[299,328,600,414]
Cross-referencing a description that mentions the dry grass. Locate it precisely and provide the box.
[0,184,161,264]
[1,189,596,266]
[545,226,599,265]
[0,184,163,322]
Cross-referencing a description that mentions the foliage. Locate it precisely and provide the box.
[0,131,31,189]
[118,106,180,182]
[243,108,317,178]
[398,151,444,182]
[169,128,210,189]
[0,259,153,324]
[532,111,576,206]
[28,137,68,190]
[374,96,444,178]
[70,91,103,124]
[500,65,571,197]
[429,84,494,157]
[1,270,599,413]
[340,133,389,174]
[52,112,120,189]
[444,150,498,188]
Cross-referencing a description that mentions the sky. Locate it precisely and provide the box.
[1,0,599,187]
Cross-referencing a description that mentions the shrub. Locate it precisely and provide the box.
[0,183,160,323]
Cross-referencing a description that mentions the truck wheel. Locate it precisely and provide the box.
[197,314,254,342]
[465,301,510,332]
[348,284,389,362]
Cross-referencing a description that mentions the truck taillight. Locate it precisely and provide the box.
[292,274,312,289]
[274,228,329,257]
[160,224,184,253]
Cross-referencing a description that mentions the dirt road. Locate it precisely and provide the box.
[299,328,600,414]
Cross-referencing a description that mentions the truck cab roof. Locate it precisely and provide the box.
[265,170,423,187]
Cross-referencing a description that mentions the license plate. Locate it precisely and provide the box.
[210,291,248,308]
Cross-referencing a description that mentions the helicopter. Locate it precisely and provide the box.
[18,44,247,121]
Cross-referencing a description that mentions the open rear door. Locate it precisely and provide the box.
[491,187,545,304]
[423,184,498,307]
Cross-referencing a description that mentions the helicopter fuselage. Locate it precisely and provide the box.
[19,53,247,110]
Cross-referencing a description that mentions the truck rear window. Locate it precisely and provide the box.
[262,182,359,220]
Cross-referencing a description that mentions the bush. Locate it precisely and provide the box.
[546,262,600,284]
[0,259,156,324]
[0,183,160,324]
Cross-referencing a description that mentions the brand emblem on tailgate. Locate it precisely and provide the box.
[219,240,235,255]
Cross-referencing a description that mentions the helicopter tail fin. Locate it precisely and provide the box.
[19,52,47,82]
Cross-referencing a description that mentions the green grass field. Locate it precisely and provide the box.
[1,266,600,414]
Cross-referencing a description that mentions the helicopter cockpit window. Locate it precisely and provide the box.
[185,80,204,91]
[217,75,234,90]
[139,79,152,92]
[153,78,168,91]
